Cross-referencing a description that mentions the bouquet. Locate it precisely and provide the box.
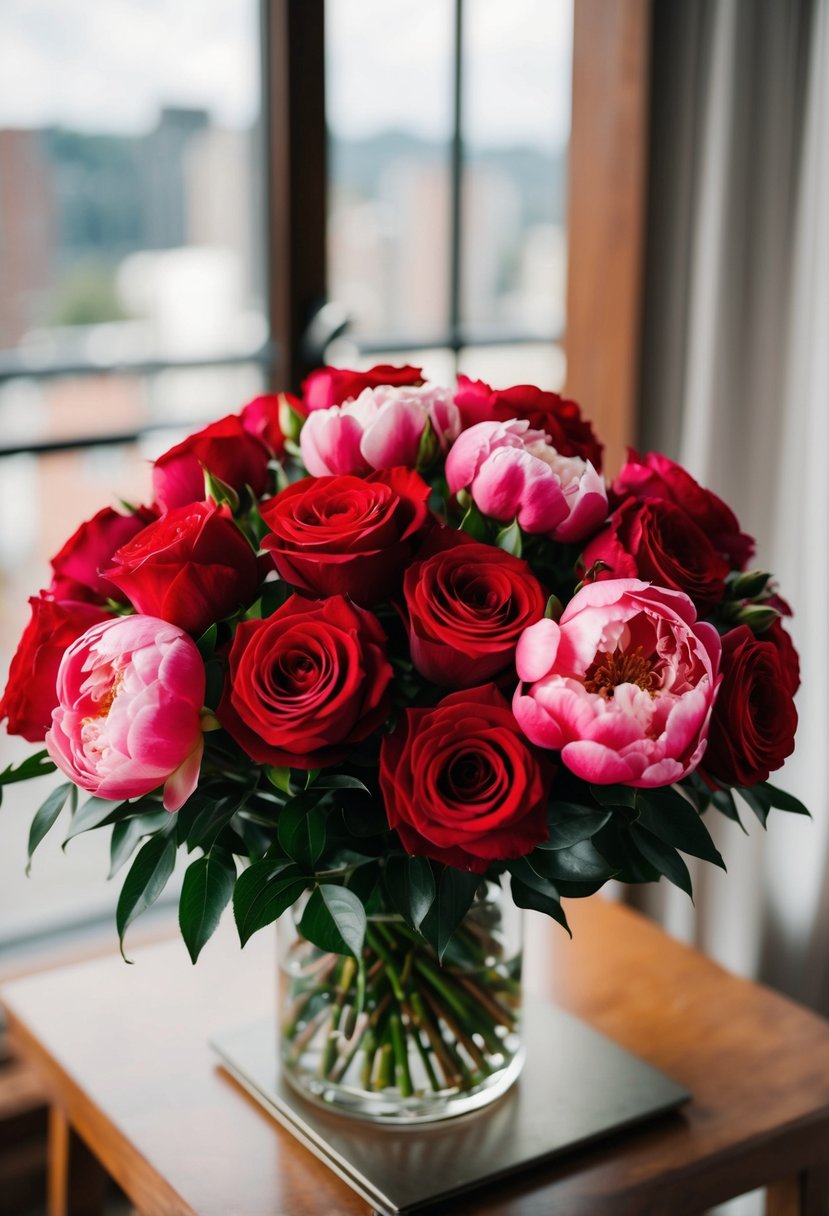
[0,364,806,1117]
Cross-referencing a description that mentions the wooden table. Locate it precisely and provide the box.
[2,899,829,1216]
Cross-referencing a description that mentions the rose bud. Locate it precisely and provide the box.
[152,414,272,511]
[105,502,259,636]
[302,363,424,412]
[403,531,546,687]
[445,418,607,543]
[260,467,433,606]
[217,594,393,769]
[46,616,206,811]
[379,683,553,872]
[513,579,721,788]
[240,392,302,457]
[49,505,158,603]
[0,596,113,742]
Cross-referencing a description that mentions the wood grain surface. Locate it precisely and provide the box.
[3,898,829,1215]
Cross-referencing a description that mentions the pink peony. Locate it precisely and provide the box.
[512,579,721,787]
[46,616,206,812]
[300,383,460,476]
[444,419,607,542]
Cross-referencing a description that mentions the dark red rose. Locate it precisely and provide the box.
[105,502,259,636]
[240,392,305,457]
[702,625,798,787]
[379,684,552,872]
[302,364,424,412]
[260,467,433,606]
[152,415,272,511]
[404,530,547,687]
[454,376,603,470]
[581,498,729,612]
[49,505,158,602]
[612,451,754,570]
[767,618,800,695]
[217,594,392,769]
[0,596,112,742]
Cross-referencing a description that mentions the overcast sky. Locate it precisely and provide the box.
[0,0,571,149]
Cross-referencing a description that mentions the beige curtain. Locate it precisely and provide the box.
[635,0,828,1013]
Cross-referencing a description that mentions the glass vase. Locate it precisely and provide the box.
[278,876,524,1123]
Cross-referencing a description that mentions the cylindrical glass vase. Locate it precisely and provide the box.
[278,877,523,1123]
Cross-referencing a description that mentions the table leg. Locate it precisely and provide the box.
[48,1105,108,1216]
[766,1167,829,1216]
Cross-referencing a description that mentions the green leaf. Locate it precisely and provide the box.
[419,868,480,962]
[495,517,522,558]
[590,784,638,809]
[709,785,747,832]
[459,501,490,542]
[178,848,236,963]
[629,826,693,898]
[63,797,128,845]
[508,855,560,900]
[116,830,177,960]
[195,622,218,658]
[636,787,726,869]
[266,766,294,795]
[278,799,327,867]
[757,782,810,818]
[737,787,771,829]
[509,876,571,936]
[385,856,435,930]
[233,860,307,946]
[27,783,75,874]
[539,802,611,850]
[299,884,367,959]
[0,750,57,786]
[533,838,615,884]
[179,789,250,853]
[109,811,172,879]
[312,774,372,794]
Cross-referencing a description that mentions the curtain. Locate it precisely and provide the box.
[635,0,828,1012]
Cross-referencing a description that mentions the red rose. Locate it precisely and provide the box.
[454,376,604,470]
[404,530,547,687]
[240,392,304,457]
[152,415,272,511]
[50,505,157,602]
[581,498,729,612]
[217,594,392,769]
[701,625,798,787]
[379,684,552,872]
[0,596,112,742]
[767,618,800,695]
[612,451,754,570]
[260,467,433,606]
[302,364,424,412]
[105,502,259,636]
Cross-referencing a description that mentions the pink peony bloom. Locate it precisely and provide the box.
[512,579,721,787]
[444,419,607,541]
[300,383,460,476]
[46,616,206,812]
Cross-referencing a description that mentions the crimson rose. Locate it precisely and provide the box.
[404,531,546,687]
[379,683,552,871]
[612,451,754,570]
[581,497,729,612]
[49,505,157,603]
[702,624,798,787]
[218,594,392,768]
[454,376,603,470]
[105,502,259,636]
[0,595,112,742]
[152,414,272,511]
[260,467,432,606]
[302,364,424,412]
